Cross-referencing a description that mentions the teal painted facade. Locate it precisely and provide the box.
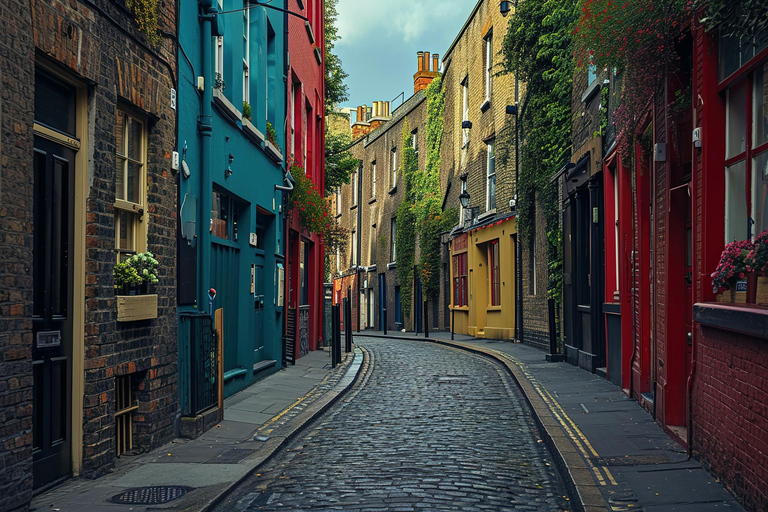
[178,0,289,399]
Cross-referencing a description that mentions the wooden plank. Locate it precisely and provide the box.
[116,294,158,322]
[215,308,224,416]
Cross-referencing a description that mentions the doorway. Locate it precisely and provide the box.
[378,273,386,330]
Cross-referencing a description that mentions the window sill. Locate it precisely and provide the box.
[480,99,491,113]
[487,305,502,312]
[305,21,315,45]
[367,264,377,272]
[335,213,342,219]
[350,204,358,211]
[368,197,376,205]
[581,78,602,104]
[213,88,242,125]
[242,118,265,146]
[387,262,397,269]
[451,305,469,311]
[264,140,284,164]
[477,209,496,221]
[314,46,322,65]
[388,185,397,195]
[694,302,768,339]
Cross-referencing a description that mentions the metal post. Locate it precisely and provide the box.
[451,307,454,340]
[424,301,429,338]
[345,298,352,353]
[546,298,564,362]
[332,304,340,367]
[383,307,387,335]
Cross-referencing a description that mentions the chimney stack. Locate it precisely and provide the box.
[414,50,440,93]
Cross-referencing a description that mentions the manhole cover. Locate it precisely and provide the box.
[110,485,193,504]
[203,448,257,464]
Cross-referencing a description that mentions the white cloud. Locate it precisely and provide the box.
[336,0,469,47]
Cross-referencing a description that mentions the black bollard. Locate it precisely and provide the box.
[345,298,353,353]
[383,307,387,335]
[331,304,340,367]
[424,301,429,338]
[546,298,563,362]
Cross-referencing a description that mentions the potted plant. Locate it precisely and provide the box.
[746,230,768,304]
[243,101,251,121]
[114,252,159,321]
[264,121,283,162]
[711,239,754,303]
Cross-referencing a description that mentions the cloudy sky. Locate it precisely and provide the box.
[335,0,472,119]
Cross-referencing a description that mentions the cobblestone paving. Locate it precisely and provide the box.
[218,337,572,511]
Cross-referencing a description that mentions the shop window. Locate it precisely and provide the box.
[724,64,768,241]
[115,108,147,262]
[489,240,500,306]
[453,252,468,307]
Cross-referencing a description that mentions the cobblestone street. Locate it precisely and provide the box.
[217,337,571,511]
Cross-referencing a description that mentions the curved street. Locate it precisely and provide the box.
[217,337,571,511]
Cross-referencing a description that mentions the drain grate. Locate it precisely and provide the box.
[203,448,257,464]
[110,485,193,504]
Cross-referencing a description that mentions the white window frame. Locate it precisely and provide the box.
[486,140,496,211]
[412,129,418,154]
[371,160,377,198]
[462,77,469,147]
[353,171,359,206]
[485,32,493,102]
[336,186,342,216]
[352,230,358,266]
[390,218,397,263]
[215,35,224,88]
[391,147,398,187]
[115,108,148,261]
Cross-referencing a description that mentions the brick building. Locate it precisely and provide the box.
[284,0,326,360]
[0,0,178,506]
[442,0,520,340]
[333,53,438,333]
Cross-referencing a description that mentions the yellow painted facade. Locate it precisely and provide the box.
[450,216,517,339]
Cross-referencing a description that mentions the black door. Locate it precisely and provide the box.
[32,136,74,490]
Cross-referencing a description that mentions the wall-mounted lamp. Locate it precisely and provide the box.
[459,190,471,209]
[500,1,512,17]
[225,153,234,178]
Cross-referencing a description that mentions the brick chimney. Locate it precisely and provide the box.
[414,50,439,93]
[351,101,391,138]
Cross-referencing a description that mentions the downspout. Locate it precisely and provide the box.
[356,162,362,332]
[628,143,639,399]
[281,0,291,363]
[515,76,523,342]
[198,0,216,309]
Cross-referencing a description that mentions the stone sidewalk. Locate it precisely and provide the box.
[362,330,744,512]
[31,347,363,512]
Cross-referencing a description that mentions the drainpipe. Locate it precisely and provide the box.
[198,0,216,310]
[515,77,523,342]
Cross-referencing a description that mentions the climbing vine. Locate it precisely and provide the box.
[395,120,418,321]
[126,0,161,46]
[502,0,577,309]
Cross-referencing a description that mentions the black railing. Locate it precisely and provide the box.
[179,313,218,416]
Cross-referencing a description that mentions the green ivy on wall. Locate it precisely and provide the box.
[502,0,578,310]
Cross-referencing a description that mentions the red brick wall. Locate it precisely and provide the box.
[693,327,768,512]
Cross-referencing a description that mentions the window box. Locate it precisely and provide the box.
[212,88,242,125]
[242,118,265,146]
[116,294,158,322]
[264,140,283,164]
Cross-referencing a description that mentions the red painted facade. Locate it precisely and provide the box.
[590,16,768,509]
[285,0,325,358]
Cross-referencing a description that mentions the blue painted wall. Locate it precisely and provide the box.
[178,0,288,399]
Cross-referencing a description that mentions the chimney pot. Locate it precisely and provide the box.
[433,53,439,72]
[424,52,431,71]
[417,51,425,72]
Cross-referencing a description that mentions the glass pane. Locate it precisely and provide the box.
[719,33,753,81]
[126,116,142,160]
[126,161,141,204]
[726,160,748,242]
[116,110,126,156]
[118,211,135,251]
[727,80,748,159]
[488,175,496,210]
[116,156,125,201]
[756,65,768,148]
[35,70,76,135]
[753,151,768,237]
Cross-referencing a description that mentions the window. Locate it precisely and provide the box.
[489,240,500,306]
[391,147,398,187]
[486,140,496,211]
[529,202,537,295]
[115,109,147,261]
[211,189,240,241]
[460,178,468,224]
[390,218,397,262]
[335,187,342,216]
[371,161,377,198]
[719,26,768,82]
[462,77,469,147]
[452,252,468,306]
[336,247,341,273]
[485,32,493,102]
[353,170,359,206]
[214,35,224,89]
[725,64,768,241]
[300,241,309,305]
[351,230,357,266]
[115,374,138,457]
[292,82,302,159]
[243,2,249,105]
[412,129,418,154]
[267,22,277,124]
